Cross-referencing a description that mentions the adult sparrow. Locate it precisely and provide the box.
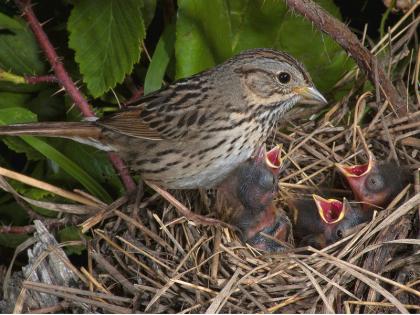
[0,49,326,189]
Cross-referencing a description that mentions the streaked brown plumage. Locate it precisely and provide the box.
[0,49,326,189]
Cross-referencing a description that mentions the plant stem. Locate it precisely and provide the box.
[15,0,136,192]
[0,220,64,234]
[284,0,406,116]
[25,74,58,84]
[0,69,58,85]
[0,69,26,84]
[15,0,94,117]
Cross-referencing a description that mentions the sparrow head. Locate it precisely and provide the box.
[221,49,327,112]
[312,195,371,246]
[236,144,282,211]
[336,152,408,209]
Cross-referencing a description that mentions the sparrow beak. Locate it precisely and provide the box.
[294,86,328,105]
[312,194,346,224]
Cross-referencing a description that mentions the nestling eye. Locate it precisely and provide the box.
[258,172,275,191]
[336,229,343,239]
[277,72,291,84]
[366,173,385,192]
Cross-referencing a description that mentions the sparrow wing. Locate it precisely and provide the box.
[97,79,208,141]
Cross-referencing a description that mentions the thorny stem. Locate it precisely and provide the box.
[15,0,136,192]
[0,69,58,85]
[25,74,58,84]
[15,0,94,117]
[284,0,407,116]
[0,68,58,84]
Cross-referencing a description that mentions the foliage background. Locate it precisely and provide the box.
[0,0,406,262]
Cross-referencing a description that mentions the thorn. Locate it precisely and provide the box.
[52,86,66,96]
[40,18,53,27]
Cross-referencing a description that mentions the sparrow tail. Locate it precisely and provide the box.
[0,122,101,138]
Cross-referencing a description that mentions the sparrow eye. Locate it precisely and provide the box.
[277,72,291,84]
[336,229,343,239]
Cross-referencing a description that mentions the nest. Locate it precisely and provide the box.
[1,7,419,315]
[2,88,419,313]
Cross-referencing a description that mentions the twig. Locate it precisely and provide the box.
[15,0,136,192]
[0,166,101,207]
[29,301,70,314]
[0,219,64,234]
[284,0,406,115]
[146,181,237,229]
[106,152,136,192]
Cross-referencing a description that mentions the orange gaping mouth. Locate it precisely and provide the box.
[313,195,345,224]
[265,144,282,169]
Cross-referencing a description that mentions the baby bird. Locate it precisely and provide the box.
[217,144,293,252]
[245,204,293,252]
[336,151,409,210]
[288,195,370,248]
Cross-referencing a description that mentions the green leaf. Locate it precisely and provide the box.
[0,107,112,202]
[175,0,232,78]
[0,202,28,226]
[0,92,31,108]
[55,140,124,195]
[0,233,29,248]
[0,19,45,75]
[58,226,86,255]
[141,0,157,29]
[2,136,44,160]
[21,136,113,203]
[175,13,215,79]
[0,12,24,31]
[0,106,43,160]
[68,0,146,97]
[228,0,353,92]
[179,0,232,60]
[175,0,352,92]
[229,0,288,52]
[276,0,352,91]
[27,88,66,122]
[144,23,175,94]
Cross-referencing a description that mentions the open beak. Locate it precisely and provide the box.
[312,194,346,224]
[294,86,328,105]
[335,152,375,178]
[265,144,282,171]
[253,144,267,163]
